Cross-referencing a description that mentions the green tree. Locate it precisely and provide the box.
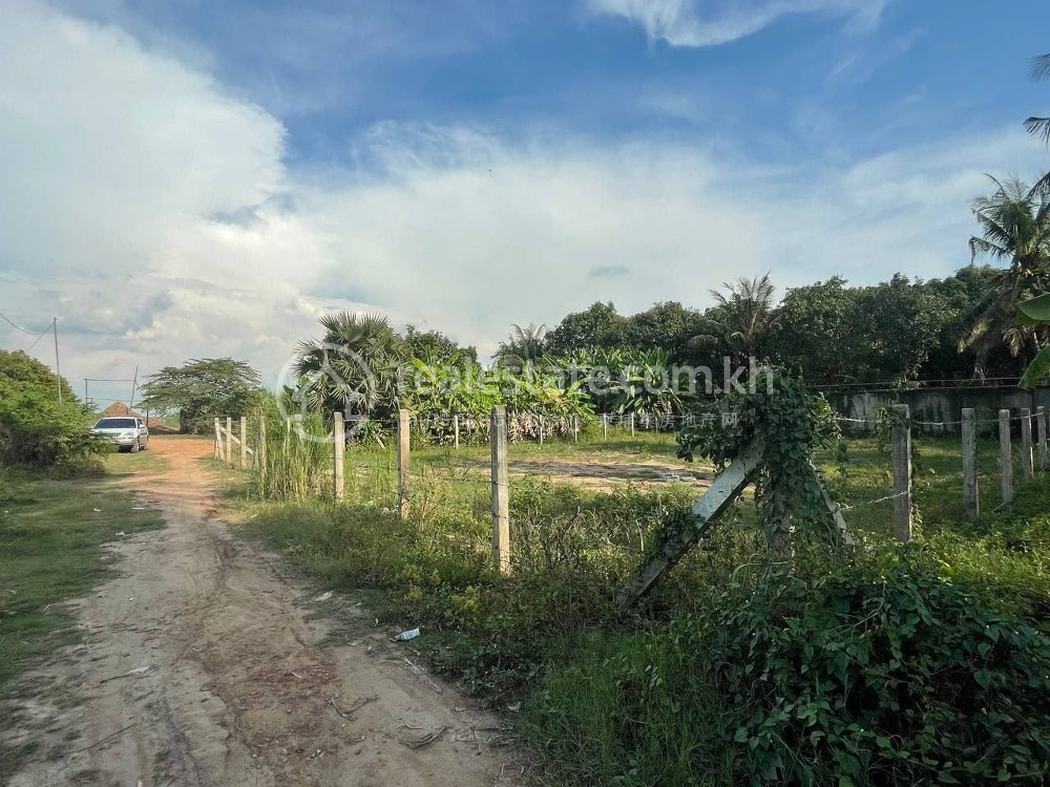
[855,274,957,383]
[960,176,1050,376]
[140,358,262,434]
[545,302,626,356]
[0,349,76,403]
[621,301,706,360]
[0,350,98,468]
[404,325,477,365]
[767,277,858,385]
[294,312,408,420]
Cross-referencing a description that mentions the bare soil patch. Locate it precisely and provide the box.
[4,437,522,786]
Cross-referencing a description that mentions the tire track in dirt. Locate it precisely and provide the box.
[5,437,523,786]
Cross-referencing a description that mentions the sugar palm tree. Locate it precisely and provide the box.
[293,312,408,419]
[961,176,1050,374]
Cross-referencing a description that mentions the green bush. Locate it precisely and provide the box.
[0,350,103,472]
[685,554,1050,785]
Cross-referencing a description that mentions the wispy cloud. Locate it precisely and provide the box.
[586,0,892,47]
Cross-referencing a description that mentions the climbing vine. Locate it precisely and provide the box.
[676,372,841,550]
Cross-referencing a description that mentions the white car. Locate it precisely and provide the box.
[91,416,149,452]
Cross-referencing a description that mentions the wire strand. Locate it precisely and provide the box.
[0,309,48,336]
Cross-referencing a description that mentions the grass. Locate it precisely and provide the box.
[0,453,165,778]
[228,425,1050,786]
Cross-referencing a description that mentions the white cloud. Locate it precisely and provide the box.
[0,0,341,403]
[586,0,891,47]
[0,0,1044,407]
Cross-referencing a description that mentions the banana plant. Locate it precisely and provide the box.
[1017,293,1050,388]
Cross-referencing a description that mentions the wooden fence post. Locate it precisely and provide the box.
[240,416,247,469]
[490,405,511,573]
[630,413,635,437]
[225,416,233,464]
[214,417,222,460]
[1000,409,1015,505]
[397,409,410,521]
[962,408,979,523]
[602,413,608,439]
[573,415,579,443]
[891,404,912,542]
[1039,406,1048,471]
[333,411,345,501]
[257,415,267,480]
[453,415,460,450]
[538,415,544,446]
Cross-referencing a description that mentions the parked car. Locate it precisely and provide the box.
[91,416,149,452]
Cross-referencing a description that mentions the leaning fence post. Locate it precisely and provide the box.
[890,404,912,542]
[333,411,345,501]
[214,417,221,460]
[240,416,247,470]
[397,409,411,521]
[453,414,460,450]
[225,416,233,464]
[490,405,511,573]
[1000,409,1015,505]
[962,408,979,523]
[1039,406,1048,471]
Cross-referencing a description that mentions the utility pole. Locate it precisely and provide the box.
[52,317,62,404]
[129,366,139,410]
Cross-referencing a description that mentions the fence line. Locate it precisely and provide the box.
[214,400,1050,564]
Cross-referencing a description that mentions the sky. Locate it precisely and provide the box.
[1,0,1049,406]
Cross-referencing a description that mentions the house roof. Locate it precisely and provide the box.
[101,401,177,433]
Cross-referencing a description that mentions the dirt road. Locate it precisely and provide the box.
[6,437,522,786]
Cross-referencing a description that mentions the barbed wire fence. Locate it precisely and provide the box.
[210,401,1050,569]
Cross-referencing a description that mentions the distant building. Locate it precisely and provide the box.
[101,401,177,433]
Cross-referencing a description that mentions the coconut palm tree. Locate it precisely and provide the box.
[1026,53,1050,193]
[494,323,548,369]
[691,273,778,364]
[293,312,408,420]
[961,176,1050,375]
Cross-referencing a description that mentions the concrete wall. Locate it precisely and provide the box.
[828,386,1050,435]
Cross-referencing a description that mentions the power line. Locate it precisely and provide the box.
[24,330,48,352]
[0,308,45,336]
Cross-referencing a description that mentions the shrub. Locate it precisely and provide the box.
[0,371,104,472]
[684,554,1050,785]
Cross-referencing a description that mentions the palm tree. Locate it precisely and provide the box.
[961,176,1050,375]
[692,273,778,363]
[495,323,548,369]
[1026,53,1050,193]
[293,312,408,419]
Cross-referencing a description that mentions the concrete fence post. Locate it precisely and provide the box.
[891,404,912,542]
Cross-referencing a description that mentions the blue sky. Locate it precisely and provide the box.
[1,0,1049,404]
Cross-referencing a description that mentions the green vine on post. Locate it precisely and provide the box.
[676,372,840,555]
